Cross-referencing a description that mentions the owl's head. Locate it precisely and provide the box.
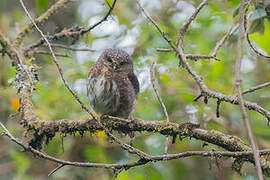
[98,49,134,72]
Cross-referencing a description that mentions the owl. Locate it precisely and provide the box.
[87,49,139,119]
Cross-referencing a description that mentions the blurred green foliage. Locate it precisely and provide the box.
[36,0,49,15]
[0,0,270,179]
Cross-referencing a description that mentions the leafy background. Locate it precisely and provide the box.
[0,0,270,179]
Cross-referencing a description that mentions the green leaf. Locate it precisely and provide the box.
[36,0,49,15]
[249,18,265,34]
[233,4,240,17]
[250,20,270,55]
[249,8,267,21]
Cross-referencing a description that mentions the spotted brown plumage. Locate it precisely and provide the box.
[87,49,139,119]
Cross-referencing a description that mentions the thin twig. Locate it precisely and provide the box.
[48,43,95,52]
[186,54,221,61]
[177,0,209,46]
[242,81,270,95]
[194,94,203,101]
[177,0,208,67]
[234,1,263,179]
[33,50,70,58]
[150,61,170,154]
[156,49,221,61]
[0,122,26,148]
[211,24,239,57]
[136,0,177,52]
[216,99,221,118]
[175,0,209,83]
[48,164,65,177]
[150,62,169,122]
[156,48,173,52]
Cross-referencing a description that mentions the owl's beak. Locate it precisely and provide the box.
[112,61,119,70]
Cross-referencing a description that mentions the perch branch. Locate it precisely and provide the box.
[21,117,251,152]
[2,119,270,176]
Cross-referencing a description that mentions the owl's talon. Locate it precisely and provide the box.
[179,122,200,132]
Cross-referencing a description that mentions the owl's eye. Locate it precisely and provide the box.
[107,56,112,63]
[119,61,126,66]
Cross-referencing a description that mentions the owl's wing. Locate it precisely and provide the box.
[128,72,140,97]
[87,64,97,97]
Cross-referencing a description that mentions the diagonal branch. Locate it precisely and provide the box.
[242,81,270,95]
[234,1,263,179]
[48,164,65,177]
[136,0,177,52]
[177,0,209,46]
[210,24,239,57]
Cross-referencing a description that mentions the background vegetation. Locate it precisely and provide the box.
[0,0,270,179]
